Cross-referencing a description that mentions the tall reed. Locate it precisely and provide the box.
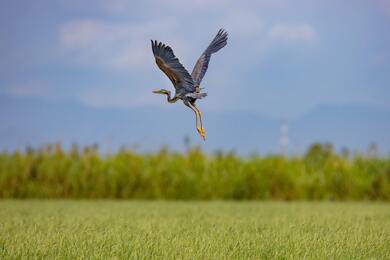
[0,143,389,200]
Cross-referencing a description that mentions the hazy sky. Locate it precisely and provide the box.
[1,0,390,118]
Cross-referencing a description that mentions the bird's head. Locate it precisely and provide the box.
[152,89,170,95]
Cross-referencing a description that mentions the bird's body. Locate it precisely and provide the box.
[151,29,228,140]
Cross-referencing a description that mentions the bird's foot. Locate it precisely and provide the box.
[197,127,206,141]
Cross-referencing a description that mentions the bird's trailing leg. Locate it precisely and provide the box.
[185,102,206,140]
[193,105,205,139]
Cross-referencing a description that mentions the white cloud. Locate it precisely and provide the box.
[59,19,115,49]
[269,23,316,43]
[109,46,150,70]
[222,10,264,38]
[56,7,318,111]
[59,19,184,70]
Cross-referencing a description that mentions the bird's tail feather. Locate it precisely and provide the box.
[205,29,228,54]
[185,92,208,99]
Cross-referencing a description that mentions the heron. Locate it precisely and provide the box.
[151,29,228,140]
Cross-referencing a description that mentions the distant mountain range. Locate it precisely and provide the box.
[1,94,389,154]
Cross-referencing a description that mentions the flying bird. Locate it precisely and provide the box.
[151,29,228,140]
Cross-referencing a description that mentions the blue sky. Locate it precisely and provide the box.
[1,0,390,117]
[0,0,390,153]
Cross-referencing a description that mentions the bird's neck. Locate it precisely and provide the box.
[165,91,179,103]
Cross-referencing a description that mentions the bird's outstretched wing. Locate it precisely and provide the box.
[151,40,194,92]
[191,29,228,87]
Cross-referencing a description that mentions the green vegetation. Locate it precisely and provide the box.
[0,143,389,199]
[0,201,389,259]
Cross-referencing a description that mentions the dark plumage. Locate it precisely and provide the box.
[192,29,228,87]
[151,29,228,140]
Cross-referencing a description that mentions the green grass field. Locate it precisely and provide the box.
[1,201,389,259]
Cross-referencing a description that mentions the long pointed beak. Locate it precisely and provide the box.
[152,90,160,94]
